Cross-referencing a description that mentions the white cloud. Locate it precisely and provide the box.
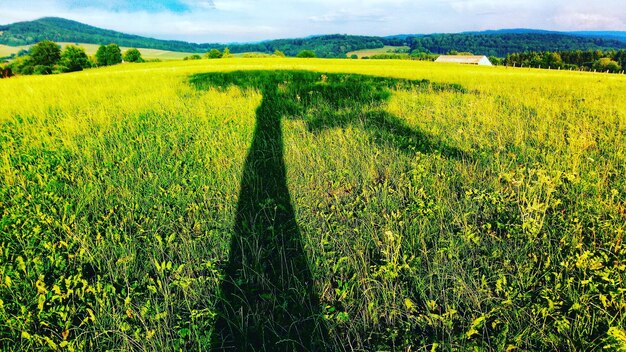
[308,10,390,23]
[553,12,626,30]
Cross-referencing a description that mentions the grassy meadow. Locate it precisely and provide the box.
[0,44,31,57]
[1,58,625,351]
[346,46,410,58]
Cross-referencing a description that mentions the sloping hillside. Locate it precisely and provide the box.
[0,17,207,52]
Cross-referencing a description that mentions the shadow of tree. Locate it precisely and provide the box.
[189,70,469,351]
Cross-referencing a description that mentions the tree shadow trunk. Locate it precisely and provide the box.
[213,84,328,351]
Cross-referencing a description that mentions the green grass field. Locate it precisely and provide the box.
[1,58,625,351]
[347,45,410,58]
[0,42,195,60]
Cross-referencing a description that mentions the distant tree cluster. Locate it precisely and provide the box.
[8,40,89,75]
[409,52,439,61]
[96,44,122,66]
[183,54,202,61]
[296,50,316,58]
[362,53,408,60]
[123,48,144,63]
[205,48,224,59]
[406,33,626,57]
[505,50,626,72]
[358,52,438,61]
[202,48,234,59]
[7,40,144,76]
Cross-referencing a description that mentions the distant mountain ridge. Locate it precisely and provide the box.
[1,17,625,58]
[570,31,626,43]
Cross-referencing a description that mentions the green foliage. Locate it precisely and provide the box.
[95,45,107,66]
[29,40,61,74]
[448,50,474,55]
[6,41,79,75]
[183,54,202,61]
[7,55,34,74]
[593,57,622,72]
[61,45,91,72]
[505,49,626,72]
[350,54,358,59]
[123,48,143,63]
[242,52,271,58]
[488,56,503,65]
[410,52,438,61]
[96,44,122,66]
[273,49,286,57]
[369,53,408,60]
[106,44,122,65]
[296,50,316,58]
[205,49,222,59]
[222,48,232,58]
[30,40,61,66]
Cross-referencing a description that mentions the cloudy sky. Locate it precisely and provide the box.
[1,0,625,43]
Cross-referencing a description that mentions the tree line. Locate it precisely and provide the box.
[207,35,386,58]
[2,40,145,77]
[405,33,626,57]
[186,48,314,60]
[504,50,626,72]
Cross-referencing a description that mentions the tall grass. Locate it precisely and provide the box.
[1,58,625,351]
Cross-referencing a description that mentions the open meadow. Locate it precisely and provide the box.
[346,46,410,58]
[1,58,625,351]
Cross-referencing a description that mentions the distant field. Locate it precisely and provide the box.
[0,44,30,57]
[347,45,410,58]
[0,42,196,60]
[1,59,625,351]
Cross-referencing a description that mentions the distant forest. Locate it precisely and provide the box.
[504,50,626,72]
[405,33,626,57]
[2,17,626,59]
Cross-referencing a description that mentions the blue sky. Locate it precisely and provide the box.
[1,0,625,43]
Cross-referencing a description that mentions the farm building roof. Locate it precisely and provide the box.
[435,55,493,66]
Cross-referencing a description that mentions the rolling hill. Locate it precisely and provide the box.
[0,17,387,57]
[0,17,208,52]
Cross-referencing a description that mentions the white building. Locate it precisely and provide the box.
[435,55,493,66]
